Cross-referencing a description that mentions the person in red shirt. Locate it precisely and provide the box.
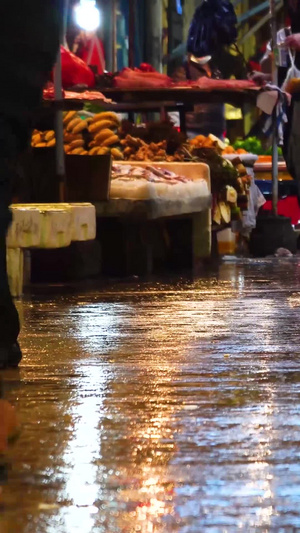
[73,30,105,75]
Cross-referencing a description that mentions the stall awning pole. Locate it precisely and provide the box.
[128,0,135,68]
[53,0,69,203]
[112,0,117,72]
[53,53,66,203]
[270,0,278,216]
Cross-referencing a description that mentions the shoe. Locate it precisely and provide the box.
[0,342,22,370]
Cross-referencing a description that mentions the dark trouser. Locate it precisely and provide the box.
[0,115,29,347]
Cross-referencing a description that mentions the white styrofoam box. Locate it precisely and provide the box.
[8,203,96,249]
[7,206,41,249]
[9,204,73,249]
[38,206,72,249]
[110,179,157,200]
[110,162,211,201]
[114,162,211,185]
[7,247,24,297]
[69,203,96,241]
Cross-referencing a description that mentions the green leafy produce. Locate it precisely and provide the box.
[265,145,283,156]
[233,136,283,156]
[84,102,106,114]
[234,137,263,155]
[231,206,241,219]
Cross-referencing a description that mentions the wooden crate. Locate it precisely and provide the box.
[65,153,111,202]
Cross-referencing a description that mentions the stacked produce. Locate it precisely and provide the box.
[33,116,254,164]
[88,111,122,158]
[189,134,283,157]
[222,145,247,155]
[189,147,251,225]
[189,134,228,154]
[31,111,123,158]
[117,119,186,162]
[120,135,184,162]
[32,114,178,159]
[233,137,282,156]
[188,136,254,223]
[189,134,248,156]
[31,130,57,149]
[213,163,251,225]
[63,111,89,154]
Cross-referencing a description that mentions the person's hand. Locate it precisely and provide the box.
[285,33,300,51]
[249,71,271,86]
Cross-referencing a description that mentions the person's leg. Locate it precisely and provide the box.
[0,117,22,368]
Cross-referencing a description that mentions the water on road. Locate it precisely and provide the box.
[2,260,300,532]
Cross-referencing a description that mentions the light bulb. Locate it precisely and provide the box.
[75,1,101,32]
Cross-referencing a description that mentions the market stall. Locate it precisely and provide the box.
[7,0,289,291]
[25,79,262,277]
[10,8,264,280]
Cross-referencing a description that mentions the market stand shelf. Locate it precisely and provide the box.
[43,86,259,110]
[100,87,259,108]
[43,86,259,136]
[95,162,212,277]
[95,196,211,220]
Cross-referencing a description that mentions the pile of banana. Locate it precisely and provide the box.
[31,110,124,158]
[88,111,123,159]
[63,111,89,155]
[31,130,56,148]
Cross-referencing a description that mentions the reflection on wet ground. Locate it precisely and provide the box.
[2,259,300,531]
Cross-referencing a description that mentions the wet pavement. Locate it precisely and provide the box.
[2,260,300,532]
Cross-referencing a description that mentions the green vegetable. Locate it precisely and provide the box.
[84,102,105,114]
[239,137,263,155]
[233,136,282,156]
[265,145,283,156]
[233,139,244,150]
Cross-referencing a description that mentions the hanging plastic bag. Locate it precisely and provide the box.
[282,48,300,92]
[57,46,95,89]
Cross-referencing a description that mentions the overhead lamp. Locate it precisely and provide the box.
[75,0,101,32]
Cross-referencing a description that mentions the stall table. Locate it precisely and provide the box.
[95,195,212,277]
